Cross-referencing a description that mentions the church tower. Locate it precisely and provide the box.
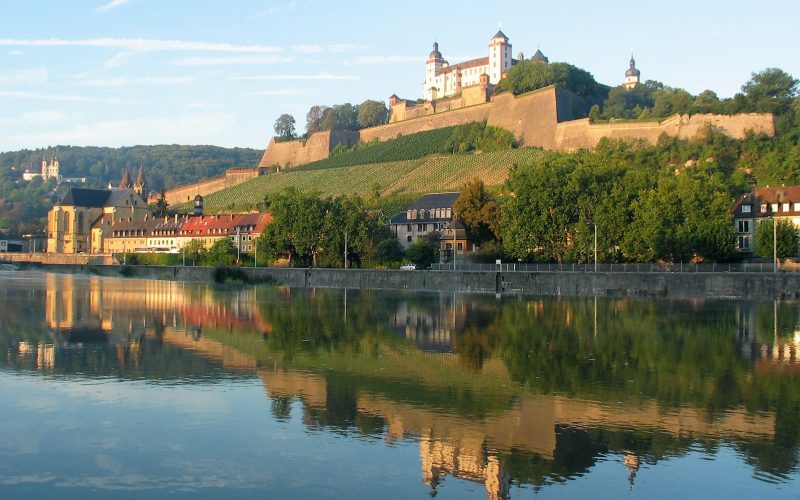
[41,153,60,181]
[423,42,446,101]
[119,168,132,190]
[624,55,641,89]
[134,165,146,197]
[487,30,512,84]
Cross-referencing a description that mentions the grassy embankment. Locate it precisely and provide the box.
[190,125,549,218]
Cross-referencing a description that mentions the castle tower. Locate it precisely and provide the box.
[134,165,146,196]
[423,42,446,101]
[487,30,512,84]
[624,55,641,89]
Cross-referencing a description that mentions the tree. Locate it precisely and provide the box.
[375,238,403,264]
[331,103,359,130]
[495,61,604,101]
[357,100,389,128]
[755,218,798,260]
[453,179,501,246]
[273,114,297,140]
[207,237,237,266]
[184,239,206,266]
[405,239,438,269]
[742,68,799,115]
[306,105,329,136]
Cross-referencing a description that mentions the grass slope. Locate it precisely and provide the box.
[197,148,549,217]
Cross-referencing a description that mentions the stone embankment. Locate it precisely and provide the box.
[7,263,800,300]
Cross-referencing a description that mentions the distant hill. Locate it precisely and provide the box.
[0,145,262,192]
[0,144,262,235]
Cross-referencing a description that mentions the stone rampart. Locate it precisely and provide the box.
[256,85,774,168]
[155,168,260,207]
[555,112,775,151]
[258,130,359,168]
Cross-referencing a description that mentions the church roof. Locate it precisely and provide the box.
[119,169,131,189]
[626,56,640,77]
[57,188,111,208]
[135,165,146,186]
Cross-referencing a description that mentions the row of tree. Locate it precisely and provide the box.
[273,99,390,140]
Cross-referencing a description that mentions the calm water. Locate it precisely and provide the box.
[0,271,798,499]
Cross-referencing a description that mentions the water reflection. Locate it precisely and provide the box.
[0,271,798,498]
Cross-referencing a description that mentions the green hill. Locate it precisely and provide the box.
[195,148,550,217]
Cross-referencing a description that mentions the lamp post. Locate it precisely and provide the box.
[594,224,598,273]
[774,216,777,273]
[452,223,456,271]
[344,232,348,269]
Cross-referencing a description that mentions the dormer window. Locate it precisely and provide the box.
[741,204,751,213]
[761,204,768,212]
[783,203,790,212]
[772,203,779,212]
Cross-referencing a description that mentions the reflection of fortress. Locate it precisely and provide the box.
[17,278,797,498]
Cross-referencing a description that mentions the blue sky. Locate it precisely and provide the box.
[0,0,798,152]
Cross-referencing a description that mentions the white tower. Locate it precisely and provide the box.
[423,42,446,101]
[624,55,641,89]
[487,30,512,84]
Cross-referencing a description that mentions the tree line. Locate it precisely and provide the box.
[273,99,390,141]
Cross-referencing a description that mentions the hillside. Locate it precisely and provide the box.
[0,145,262,235]
[195,147,550,216]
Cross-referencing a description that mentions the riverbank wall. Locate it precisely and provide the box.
[8,263,800,300]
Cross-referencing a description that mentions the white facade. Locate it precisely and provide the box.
[423,31,512,101]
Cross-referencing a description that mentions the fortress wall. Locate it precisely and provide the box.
[360,102,493,143]
[487,87,560,149]
[158,168,260,206]
[554,112,775,151]
[258,130,359,168]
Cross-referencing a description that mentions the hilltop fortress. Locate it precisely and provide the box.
[258,31,773,169]
[156,31,774,206]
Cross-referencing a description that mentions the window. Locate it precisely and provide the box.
[457,242,463,251]
[761,204,768,212]
[407,235,412,242]
[783,203,791,212]
[795,203,800,211]
[737,220,750,233]
[741,204,752,213]
[737,235,751,251]
[772,203,779,212]
[407,224,412,231]
[418,224,424,231]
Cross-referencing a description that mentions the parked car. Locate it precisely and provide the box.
[400,263,416,271]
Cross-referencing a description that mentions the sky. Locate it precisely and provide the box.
[0,0,798,152]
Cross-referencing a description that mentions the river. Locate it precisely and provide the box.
[0,270,798,499]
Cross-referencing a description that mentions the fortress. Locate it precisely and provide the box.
[157,30,775,207]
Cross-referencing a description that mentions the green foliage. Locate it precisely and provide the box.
[257,188,387,267]
[404,239,438,269]
[357,100,389,128]
[183,239,207,266]
[494,61,606,103]
[207,237,237,266]
[754,218,798,259]
[274,113,297,140]
[375,238,404,264]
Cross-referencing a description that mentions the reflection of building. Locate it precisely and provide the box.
[390,295,470,351]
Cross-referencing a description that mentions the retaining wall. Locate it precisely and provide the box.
[12,264,800,300]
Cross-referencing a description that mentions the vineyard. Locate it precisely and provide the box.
[298,126,461,170]
[193,147,550,216]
